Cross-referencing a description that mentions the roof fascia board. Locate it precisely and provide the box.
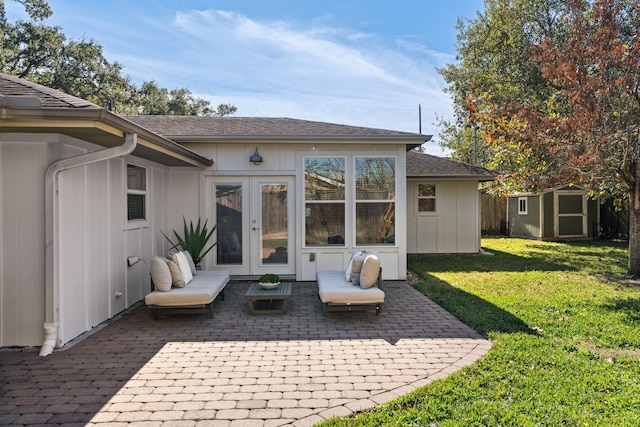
[0,107,213,167]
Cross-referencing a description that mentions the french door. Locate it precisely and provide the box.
[210,176,295,276]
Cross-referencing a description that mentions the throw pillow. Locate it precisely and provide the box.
[167,259,186,287]
[360,254,381,289]
[345,250,362,282]
[184,250,197,275]
[150,256,172,292]
[173,251,193,285]
[350,251,368,286]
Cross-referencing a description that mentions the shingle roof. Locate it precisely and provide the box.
[407,150,497,180]
[0,73,99,109]
[126,115,429,141]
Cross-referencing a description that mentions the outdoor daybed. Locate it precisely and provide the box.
[145,251,230,319]
[317,251,384,315]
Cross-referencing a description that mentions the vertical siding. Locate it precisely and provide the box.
[407,180,481,254]
[1,134,171,348]
[0,141,48,346]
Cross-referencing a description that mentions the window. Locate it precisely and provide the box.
[355,157,395,244]
[127,164,146,221]
[518,197,528,215]
[417,184,436,212]
[303,156,396,246]
[304,158,345,245]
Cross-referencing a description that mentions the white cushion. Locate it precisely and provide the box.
[173,251,193,285]
[166,259,186,287]
[150,256,172,292]
[350,251,367,286]
[145,270,231,307]
[344,250,362,281]
[360,254,381,289]
[184,250,197,275]
[317,271,385,304]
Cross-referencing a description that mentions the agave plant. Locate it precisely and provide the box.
[163,217,218,266]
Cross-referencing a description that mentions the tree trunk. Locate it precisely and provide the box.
[629,164,640,277]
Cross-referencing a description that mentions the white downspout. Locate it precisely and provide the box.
[41,132,137,356]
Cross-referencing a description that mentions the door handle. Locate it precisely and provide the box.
[252,227,260,230]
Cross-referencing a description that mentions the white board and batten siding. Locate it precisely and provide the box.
[406,180,482,254]
[0,133,168,348]
[178,142,408,281]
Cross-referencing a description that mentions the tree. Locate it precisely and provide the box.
[0,0,236,116]
[502,0,640,275]
[438,0,569,173]
[442,0,640,276]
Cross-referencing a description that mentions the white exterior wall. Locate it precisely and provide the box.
[406,180,482,254]
[0,136,49,347]
[178,142,408,281]
[0,133,168,348]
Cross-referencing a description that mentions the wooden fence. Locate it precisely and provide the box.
[481,193,507,235]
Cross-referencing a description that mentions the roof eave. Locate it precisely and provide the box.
[0,107,213,167]
[164,134,432,145]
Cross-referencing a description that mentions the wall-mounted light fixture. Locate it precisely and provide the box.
[250,148,263,165]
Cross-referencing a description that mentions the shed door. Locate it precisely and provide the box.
[554,192,587,238]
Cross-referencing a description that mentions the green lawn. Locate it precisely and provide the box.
[321,237,640,426]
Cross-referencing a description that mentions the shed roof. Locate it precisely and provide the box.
[407,150,497,180]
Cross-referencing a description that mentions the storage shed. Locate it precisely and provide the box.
[507,186,599,240]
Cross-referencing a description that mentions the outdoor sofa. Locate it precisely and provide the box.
[317,251,384,315]
[145,251,230,319]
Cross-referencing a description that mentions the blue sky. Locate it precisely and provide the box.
[10,1,485,155]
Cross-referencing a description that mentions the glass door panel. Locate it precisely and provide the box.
[260,184,288,265]
[215,184,243,265]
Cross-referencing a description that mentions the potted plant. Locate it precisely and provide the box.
[162,217,218,267]
[258,273,280,289]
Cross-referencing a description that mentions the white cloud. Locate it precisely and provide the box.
[92,8,454,155]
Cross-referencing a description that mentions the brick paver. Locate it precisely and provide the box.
[0,280,491,425]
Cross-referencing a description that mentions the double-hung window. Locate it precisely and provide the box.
[355,157,395,244]
[127,164,147,221]
[417,184,436,213]
[304,158,346,245]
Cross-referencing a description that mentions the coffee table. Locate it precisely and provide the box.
[244,282,292,315]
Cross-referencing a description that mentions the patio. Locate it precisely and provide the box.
[0,280,491,426]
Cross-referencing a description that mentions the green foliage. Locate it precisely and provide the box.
[320,238,640,426]
[163,217,217,266]
[258,274,280,283]
[0,0,237,116]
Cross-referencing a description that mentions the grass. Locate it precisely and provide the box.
[320,237,640,426]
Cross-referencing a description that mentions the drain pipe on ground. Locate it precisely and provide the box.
[41,133,137,356]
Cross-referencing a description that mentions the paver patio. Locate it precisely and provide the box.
[0,280,491,426]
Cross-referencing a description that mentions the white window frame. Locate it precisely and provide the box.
[125,163,149,229]
[416,183,437,215]
[518,197,528,215]
[354,156,396,246]
[303,156,347,247]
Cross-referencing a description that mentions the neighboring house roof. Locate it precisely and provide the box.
[407,150,497,180]
[0,73,213,167]
[126,115,431,147]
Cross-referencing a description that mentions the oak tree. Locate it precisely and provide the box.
[0,0,236,116]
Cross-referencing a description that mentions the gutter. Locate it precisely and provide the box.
[40,133,137,356]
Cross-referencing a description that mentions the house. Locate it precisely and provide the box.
[0,73,493,353]
[507,185,599,240]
